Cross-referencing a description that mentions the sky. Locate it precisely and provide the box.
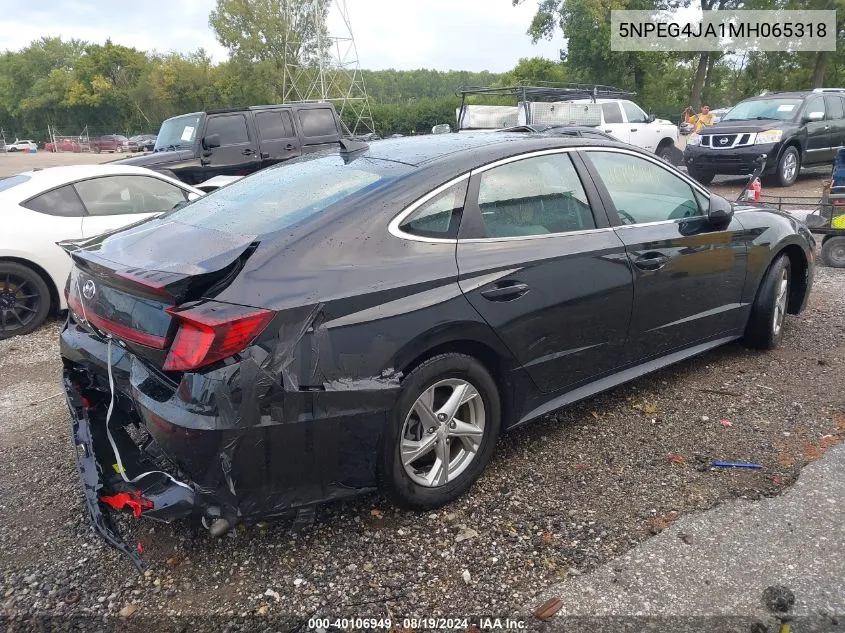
[0,0,563,72]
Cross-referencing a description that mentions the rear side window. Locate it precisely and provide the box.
[400,180,468,239]
[602,103,623,124]
[476,153,596,238]
[23,184,87,217]
[255,110,295,140]
[297,108,338,137]
[205,114,250,145]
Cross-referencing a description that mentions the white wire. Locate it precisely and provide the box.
[104,334,193,492]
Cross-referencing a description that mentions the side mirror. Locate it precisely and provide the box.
[708,194,734,229]
[432,123,451,135]
[805,111,824,122]
[202,134,221,150]
[645,114,655,123]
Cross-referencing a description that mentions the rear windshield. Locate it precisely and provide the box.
[0,175,31,192]
[168,154,408,236]
[722,98,803,122]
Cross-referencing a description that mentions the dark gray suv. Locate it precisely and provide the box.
[683,89,845,187]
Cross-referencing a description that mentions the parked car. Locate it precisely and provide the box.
[45,139,83,153]
[90,135,130,153]
[128,134,156,152]
[5,139,37,152]
[0,165,203,339]
[116,103,343,185]
[59,133,815,569]
[684,89,845,187]
[572,98,679,161]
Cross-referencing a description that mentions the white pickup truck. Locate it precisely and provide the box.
[574,99,678,161]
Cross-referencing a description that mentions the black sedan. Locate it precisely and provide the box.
[60,133,815,568]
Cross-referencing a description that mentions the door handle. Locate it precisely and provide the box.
[631,252,669,271]
[285,143,295,151]
[604,129,612,133]
[630,128,638,133]
[242,148,256,156]
[480,281,530,301]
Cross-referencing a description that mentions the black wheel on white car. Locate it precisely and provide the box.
[688,167,715,186]
[743,254,790,350]
[776,146,800,187]
[379,353,501,510]
[656,142,674,163]
[0,262,51,340]
[821,236,845,268]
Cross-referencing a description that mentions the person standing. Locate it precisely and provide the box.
[685,105,715,132]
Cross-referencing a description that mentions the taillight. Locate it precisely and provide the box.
[163,302,274,372]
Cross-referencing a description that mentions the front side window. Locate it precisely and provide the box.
[205,114,250,146]
[475,153,596,238]
[400,180,468,239]
[74,176,188,216]
[805,96,826,120]
[586,151,702,224]
[622,101,648,123]
[23,184,86,217]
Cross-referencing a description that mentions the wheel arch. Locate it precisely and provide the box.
[393,323,521,425]
[0,256,61,315]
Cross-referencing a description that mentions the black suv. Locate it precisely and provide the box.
[118,102,343,185]
[683,89,845,187]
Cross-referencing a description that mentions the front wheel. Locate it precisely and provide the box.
[776,146,800,187]
[0,262,51,339]
[822,236,845,268]
[379,353,501,510]
[743,254,790,350]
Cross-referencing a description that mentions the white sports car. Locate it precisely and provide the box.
[0,165,203,338]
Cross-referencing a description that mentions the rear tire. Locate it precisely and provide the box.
[743,254,790,350]
[688,167,715,186]
[822,236,845,268]
[656,142,674,163]
[0,262,51,340]
[378,353,501,510]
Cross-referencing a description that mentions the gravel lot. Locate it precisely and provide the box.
[1,261,843,630]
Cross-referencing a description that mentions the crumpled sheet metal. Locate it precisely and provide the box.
[125,302,402,521]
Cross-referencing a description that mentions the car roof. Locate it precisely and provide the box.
[744,92,812,101]
[0,164,200,201]
[361,132,630,168]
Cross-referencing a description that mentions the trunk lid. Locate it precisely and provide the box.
[62,219,259,367]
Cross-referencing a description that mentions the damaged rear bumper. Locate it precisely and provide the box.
[65,375,195,571]
[60,315,400,568]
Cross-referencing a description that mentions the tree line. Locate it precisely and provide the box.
[1,0,844,142]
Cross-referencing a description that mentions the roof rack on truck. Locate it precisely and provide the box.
[455,83,635,131]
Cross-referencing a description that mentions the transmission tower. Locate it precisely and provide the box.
[282,0,375,137]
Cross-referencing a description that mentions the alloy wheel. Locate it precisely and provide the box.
[782,153,797,182]
[400,378,486,488]
[0,272,41,336]
[772,268,789,336]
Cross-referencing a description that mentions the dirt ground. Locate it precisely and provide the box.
[0,151,117,177]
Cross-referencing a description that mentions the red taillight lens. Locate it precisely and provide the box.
[163,303,274,372]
